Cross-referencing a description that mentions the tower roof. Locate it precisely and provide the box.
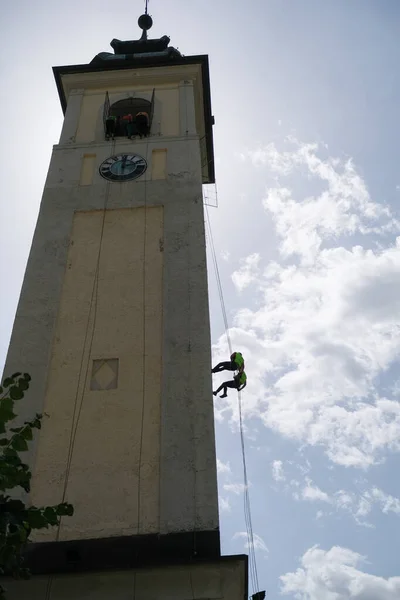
[52,9,216,184]
[90,12,182,66]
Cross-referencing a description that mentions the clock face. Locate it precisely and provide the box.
[99,153,147,182]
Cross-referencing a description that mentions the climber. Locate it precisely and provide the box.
[105,114,117,140]
[135,111,150,138]
[212,351,245,374]
[213,371,247,398]
[122,113,134,139]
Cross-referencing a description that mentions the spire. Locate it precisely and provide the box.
[138,0,153,41]
[91,0,181,65]
[138,9,153,42]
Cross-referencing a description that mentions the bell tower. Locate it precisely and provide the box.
[4,9,248,600]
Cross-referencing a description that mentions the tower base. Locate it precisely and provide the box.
[4,555,248,600]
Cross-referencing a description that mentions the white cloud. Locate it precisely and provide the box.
[219,497,231,513]
[335,490,354,510]
[231,253,261,291]
[244,138,397,265]
[365,487,400,515]
[301,479,331,503]
[217,459,231,474]
[280,545,400,599]
[223,482,248,495]
[222,139,400,468]
[356,495,373,520]
[234,532,268,554]
[294,460,312,476]
[233,242,400,467]
[272,459,286,482]
[251,533,269,554]
[290,477,400,525]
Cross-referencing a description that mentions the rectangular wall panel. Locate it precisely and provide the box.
[30,206,164,541]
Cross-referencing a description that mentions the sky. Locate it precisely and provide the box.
[2,0,400,598]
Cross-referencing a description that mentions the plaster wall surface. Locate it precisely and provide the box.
[3,134,218,538]
[31,207,163,541]
[5,558,247,600]
[80,153,96,184]
[152,149,167,179]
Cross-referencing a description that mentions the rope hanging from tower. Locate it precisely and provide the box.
[44,138,117,600]
[206,205,263,599]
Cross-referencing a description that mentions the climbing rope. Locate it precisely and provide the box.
[136,135,152,536]
[44,138,116,600]
[62,139,116,510]
[205,205,260,597]
[42,122,258,597]
[188,160,198,565]
[47,122,150,599]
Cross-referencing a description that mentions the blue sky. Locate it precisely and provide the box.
[2,1,400,598]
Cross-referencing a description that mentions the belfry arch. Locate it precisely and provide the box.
[103,91,154,137]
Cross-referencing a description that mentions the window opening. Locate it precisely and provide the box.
[103,91,155,140]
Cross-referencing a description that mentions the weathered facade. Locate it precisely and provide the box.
[2,13,247,599]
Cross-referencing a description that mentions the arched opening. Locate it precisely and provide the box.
[103,91,155,139]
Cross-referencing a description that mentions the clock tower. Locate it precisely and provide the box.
[4,10,248,600]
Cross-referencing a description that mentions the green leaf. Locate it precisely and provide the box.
[0,387,3,395]
[10,373,21,379]
[0,398,16,424]
[30,415,42,430]
[17,380,29,392]
[21,427,33,442]
[0,439,8,446]
[10,436,28,452]
[4,499,25,513]
[0,411,16,425]
[9,386,24,401]
[26,509,48,530]
[2,448,20,461]
[2,378,13,388]
[23,374,31,382]
[0,398,14,414]
[43,507,58,526]
[55,502,74,517]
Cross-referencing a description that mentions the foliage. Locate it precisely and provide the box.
[0,373,74,599]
